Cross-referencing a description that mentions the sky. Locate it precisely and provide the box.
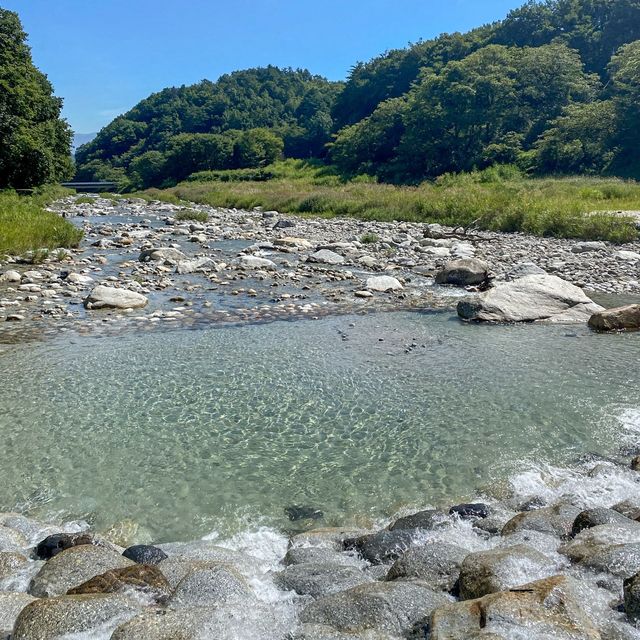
[5,0,525,134]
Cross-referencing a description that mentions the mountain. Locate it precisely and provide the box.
[71,133,97,155]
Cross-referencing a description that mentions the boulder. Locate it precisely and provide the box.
[289,623,387,640]
[123,544,168,565]
[457,275,603,324]
[29,544,134,597]
[577,542,640,578]
[157,559,231,590]
[389,509,447,532]
[624,571,640,624]
[501,502,582,537]
[572,508,633,536]
[157,540,254,568]
[169,565,253,607]
[449,503,490,519]
[0,552,27,580]
[175,257,219,274]
[65,272,93,285]
[237,255,277,270]
[12,593,141,640]
[274,563,371,597]
[308,250,345,265]
[435,259,489,287]
[365,276,403,292]
[429,575,600,640]
[0,526,27,552]
[138,247,186,263]
[0,592,36,636]
[289,527,368,552]
[35,532,97,560]
[503,262,546,281]
[560,522,640,563]
[458,544,556,600]
[283,546,359,567]
[386,543,468,591]
[0,270,21,283]
[84,285,148,310]
[67,564,170,600]
[343,529,419,564]
[588,304,640,332]
[571,241,608,253]
[299,580,451,636]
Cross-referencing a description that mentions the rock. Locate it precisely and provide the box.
[274,219,296,229]
[354,290,374,298]
[29,544,134,597]
[65,272,93,285]
[123,544,168,565]
[283,547,359,567]
[429,575,600,640]
[285,505,324,522]
[458,544,556,600]
[308,250,345,265]
[449,503,490,519]
[435,259,489,287]
[0,592,36,635]
[138,247,187,263]
[275,563,371,598]
[299,580,451,636]
[386,543,468,592]
[624,572,640,624]
[572,241,608,253]
[0,552,28,580]
[572,508,633,536]
[238,255,277,270]
[588,304,640,332]
[35,533,96,560]
[560,522,640,563]
[0,270,21,283]
[290,528,367,552]
[502,502,582,537]
[0,526,27,552]
[169,565,253,607]
[156,540,253,568]
[84,285,148,310]
[67,564,170,600]
[289,623,380,640]
[365,276,403,292]
[389,509,447,532]
[616,250,640,261]
[458,274,603,323]
[632,456,640,472]
[503,262,546,280]
[5,314,24,322]
[577,542,640,578]
[274,237,313,250]
[612,501,640,520]
[343,530,419,564]
[12,593,141,640]
[175,257,218,274]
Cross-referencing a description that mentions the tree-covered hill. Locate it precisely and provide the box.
[77,0,640,189]
[76,67,341,189]
[0,9,73,188]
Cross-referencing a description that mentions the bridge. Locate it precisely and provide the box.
[60,181,119,193]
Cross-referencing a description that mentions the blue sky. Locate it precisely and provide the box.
[5,0,525,133]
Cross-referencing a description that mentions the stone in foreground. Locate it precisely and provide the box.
[588,304,640,332]
[458,274,603,323]
[435,258,489,287]
[429,575,599,640]
[84,285,148,310]
[365,276,403,293]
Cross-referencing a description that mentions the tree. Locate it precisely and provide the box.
[233,129,283,168]
[0,9,73,188]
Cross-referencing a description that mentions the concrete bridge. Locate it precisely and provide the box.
[60,181,119,193]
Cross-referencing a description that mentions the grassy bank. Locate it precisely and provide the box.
[141,160,640,243]
[0,186,82,257]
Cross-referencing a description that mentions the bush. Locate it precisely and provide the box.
[175,209,208,223]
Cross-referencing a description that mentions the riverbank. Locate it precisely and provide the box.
[0,193,639,334]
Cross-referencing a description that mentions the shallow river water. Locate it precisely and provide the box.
[0,311,639,543]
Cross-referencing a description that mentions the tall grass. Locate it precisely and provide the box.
[142,160,640,243]
[0,187,82,257]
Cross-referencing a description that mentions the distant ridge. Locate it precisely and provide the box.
[72,132,97,154]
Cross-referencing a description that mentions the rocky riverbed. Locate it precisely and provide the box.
[0,194,639,338]
[1,454,640,638]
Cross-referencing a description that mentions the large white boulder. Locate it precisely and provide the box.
[84,285,148,310]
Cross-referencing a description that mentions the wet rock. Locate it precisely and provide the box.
[285,505,324,522]
[388,509,446,532]
[501,502,582,537]
[123,544,168,565]
[366,276,403,292]
[138,247,187,263]
[0,552,28,580]
[238,255,277,270]
[299,580,451,636]
[560,522,640,563]
[624,572,640,624]
[283,546,359,567]
[67,564,170,600]
[29,544,134,597]
[458,275,603,324]
[35,533,96,560]
[344,530,419,564]
[386,543,468,592]
[0,592,36,635]
[572,508,634,536]
[308,250,345,265]
[435,259,489,287]
[0,526,27,552]
[0,270,21,283]
[449,503,490,519]
[12,593,141,640]
[275,563,371,597]
[84,285,148,310]
[578,542,640,578]
[65,272,93,285]
[290,528,368,551]
[429,575,600,640]
[157,540,254,568]
[612,501,640,520]
[289,623,385,640]
[458,544,556,600]
[169,564,253,607]
[589,305,640,332]
[175,257,218,274]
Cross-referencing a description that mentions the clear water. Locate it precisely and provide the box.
[0,311,638,543]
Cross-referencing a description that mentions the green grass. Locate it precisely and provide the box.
[175,209,208,223]
[141,160,640,243]
[0,187,83,257]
